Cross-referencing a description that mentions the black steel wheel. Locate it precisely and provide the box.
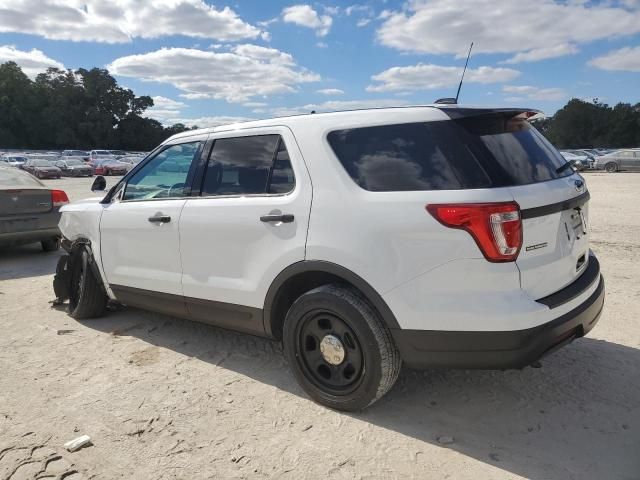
[296,310,364,395]
[283,284,401,411]
[605,162,618,173]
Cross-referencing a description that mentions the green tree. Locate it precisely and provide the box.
[0,61,192,151]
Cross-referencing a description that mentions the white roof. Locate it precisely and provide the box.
[166,104,538,143]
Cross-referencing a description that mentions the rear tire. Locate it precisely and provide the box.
[41,238,60,252]
[605,162,618,173]
[68,250,108,320]
[283,284,401,411]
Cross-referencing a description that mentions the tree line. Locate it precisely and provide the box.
[0,61,193,151]
[1,61,638,151]
[533,98,640,149]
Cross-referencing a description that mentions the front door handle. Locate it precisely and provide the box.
[260,214,294,223]
[148,215,171,224]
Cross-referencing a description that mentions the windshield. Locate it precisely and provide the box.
[67,160,84,166]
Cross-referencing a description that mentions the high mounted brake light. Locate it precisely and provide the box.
[51,189,69,207]
[426,202,522,262]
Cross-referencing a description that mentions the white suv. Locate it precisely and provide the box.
[55,106,605,411]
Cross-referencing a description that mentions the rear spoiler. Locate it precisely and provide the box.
[436,107,543,120]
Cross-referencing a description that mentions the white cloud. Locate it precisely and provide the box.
[231,44,295,65]
[317,88,345,95]
[0,45,64,78]
[345,4,374,26]
[0,0,262,43]
[345,5,372,16]
[242,101,269,108]
[376,0,640,59]
[282,4,333,37]
[502,85,567,101]
[588,46,640,72]
[502,44,580,64]
[108,46,320,104]
[367,63,521,92]
[271,99,409,117]
[145,96,187,123]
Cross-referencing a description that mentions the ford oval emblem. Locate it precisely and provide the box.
[574,179,584,192]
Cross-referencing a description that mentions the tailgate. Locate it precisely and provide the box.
[0,189,52,216]
[511,174,590,299]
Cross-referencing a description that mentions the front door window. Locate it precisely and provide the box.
[123,142,202,201]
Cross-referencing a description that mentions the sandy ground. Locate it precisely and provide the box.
[0,173,639,480]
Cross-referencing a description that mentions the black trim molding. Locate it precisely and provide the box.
[536,254,600,309]
[110,285,264,336]
[521,190,590,219]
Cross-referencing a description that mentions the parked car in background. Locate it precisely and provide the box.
[0,164,68,251]
[566,150,597,168]
[118,155,144,171]
[109,150,128,159]
[22,159,61,179]
[0,155,28,168]
[92,158,128,176]
[54,159,93,177]
[61,150,90,161]
[560,151,589,171]
[596,149,640,172]
[89,150,117,162]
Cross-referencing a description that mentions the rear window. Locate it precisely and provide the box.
[327,113,570,192]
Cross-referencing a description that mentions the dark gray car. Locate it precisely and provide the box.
[54,159,93,177]
[596,149,640,172]
[0,165,68,251]
[22,159,62,179]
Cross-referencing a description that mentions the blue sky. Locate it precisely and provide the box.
[0,0,639,127]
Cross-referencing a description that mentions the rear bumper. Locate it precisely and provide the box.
[392,265,605,370]
[0,211,61,246]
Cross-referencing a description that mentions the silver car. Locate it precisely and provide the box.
[596,149,640,172]
[0,155,28,168]
[0,165,68,250]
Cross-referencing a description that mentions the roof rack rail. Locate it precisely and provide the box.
[434,98,457,105]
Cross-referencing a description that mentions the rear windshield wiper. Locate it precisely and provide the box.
[556,161,576,174]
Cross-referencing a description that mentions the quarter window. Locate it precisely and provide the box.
[201,135,295,196]
[123,141,201,201]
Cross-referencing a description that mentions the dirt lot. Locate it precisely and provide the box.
[1,173,638,479]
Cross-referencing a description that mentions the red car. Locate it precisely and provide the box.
[92,159,128,176]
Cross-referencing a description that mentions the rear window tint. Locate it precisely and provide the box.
[328,115,571,192]
[327,122,491,191]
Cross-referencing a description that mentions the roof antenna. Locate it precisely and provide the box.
[455,42,474,103]
[435,42,474,105]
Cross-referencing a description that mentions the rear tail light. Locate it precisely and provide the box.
[51,189,69,207]
[426,202,522,262]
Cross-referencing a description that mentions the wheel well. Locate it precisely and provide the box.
[268,271,347,340]
[265,263,400,340]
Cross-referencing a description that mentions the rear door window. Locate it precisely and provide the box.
[201,135,295,196]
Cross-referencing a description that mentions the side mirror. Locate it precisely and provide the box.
[91,175,107,192]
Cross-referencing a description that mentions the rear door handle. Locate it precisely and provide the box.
[260,214,294,223]
[148,215,171,223]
